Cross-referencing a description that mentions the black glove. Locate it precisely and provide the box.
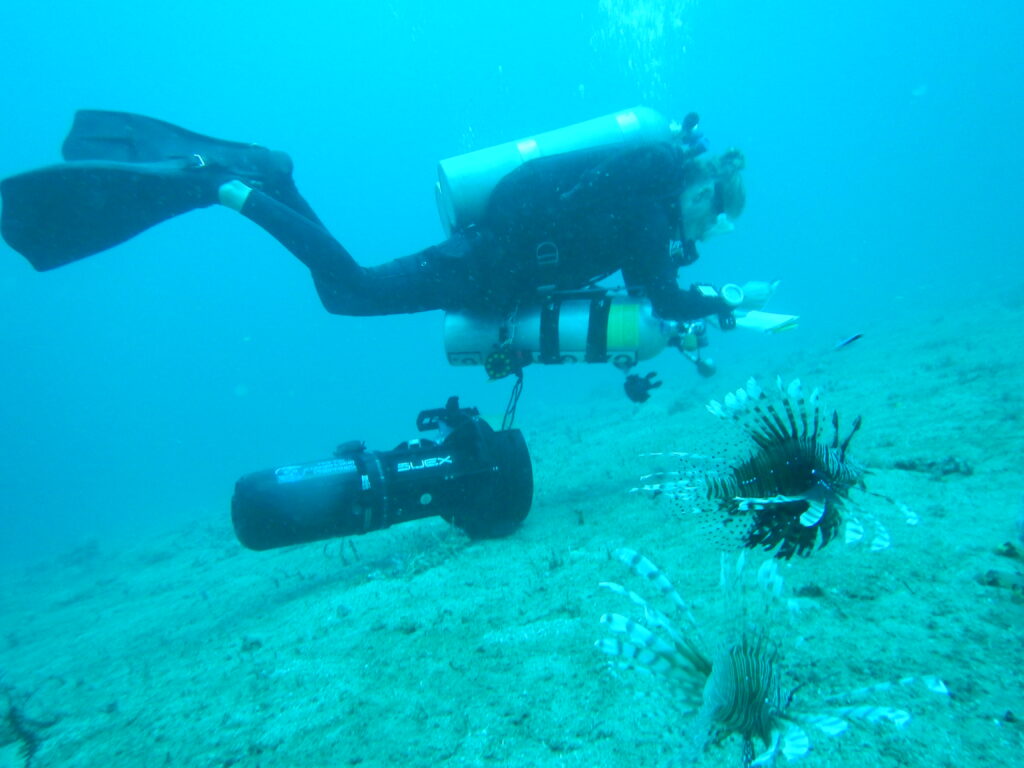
[624,372,663,403]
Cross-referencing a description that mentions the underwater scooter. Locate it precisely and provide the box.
[231,397,533,551]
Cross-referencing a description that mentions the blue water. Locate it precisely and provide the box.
[1,0,1021,565]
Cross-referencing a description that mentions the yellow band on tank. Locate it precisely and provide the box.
[606,302,640,350]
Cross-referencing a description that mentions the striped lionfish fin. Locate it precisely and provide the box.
[612,548,691,616]
[750,725,810,767]
[707,377,824,450]
[828,705,911,728]
[598,581,693,641]
[597,615,707,702]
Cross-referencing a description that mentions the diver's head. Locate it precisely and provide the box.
[680,148,746,242]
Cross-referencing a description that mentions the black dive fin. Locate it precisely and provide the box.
[63,110,321,225]
[1,159,213,271]
[65,110,274,173]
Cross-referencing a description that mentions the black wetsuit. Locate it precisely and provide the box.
[235,141,728,321]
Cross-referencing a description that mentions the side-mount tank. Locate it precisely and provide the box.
[444,295,681,375]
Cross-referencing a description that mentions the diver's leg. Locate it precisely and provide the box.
[219,181,353,281]
[220,181,485,316]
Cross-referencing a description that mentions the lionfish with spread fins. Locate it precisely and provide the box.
[634,377,909,559]
[596,548,946,767]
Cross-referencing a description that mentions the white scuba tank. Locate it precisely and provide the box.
[435,106,674,235]
[443,295,680,377]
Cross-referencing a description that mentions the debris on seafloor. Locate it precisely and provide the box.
[0,676,60,768]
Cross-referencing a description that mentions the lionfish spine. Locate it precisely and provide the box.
[870,521,891,552]
[598,615,708,694]
[822,675,949,703]
[595,636,672,675]
[613,548,689,613]
[594,636,707,707]
[845,516,864,544]
[600,614,675,656]
[780,378,801,438]
[899,504,919,526]
[705,472,739,500]
[780,724,810,761]
[792,712,849,735]
[809,387,821,440]
[599,581,696,638]
[828,705,910,728]
[818,442,858,482]
[759,402,790,446]
[790,379,809,438]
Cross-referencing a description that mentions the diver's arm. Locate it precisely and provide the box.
[635,271,730,322]
[620,219,729,322]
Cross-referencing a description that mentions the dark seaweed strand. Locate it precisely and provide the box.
[839,415,863,461]
[11,705,42,767]
[1,679,60,768]
[5,699,54,768]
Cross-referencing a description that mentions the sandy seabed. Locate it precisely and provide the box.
[2,296,1022,768]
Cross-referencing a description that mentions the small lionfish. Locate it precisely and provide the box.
[634,377,908,559]
[596,548,946,767]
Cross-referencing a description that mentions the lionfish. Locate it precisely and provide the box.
[596,548,944,767]
[634,377,903,559]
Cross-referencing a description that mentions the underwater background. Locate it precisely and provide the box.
[0,1,1022,766]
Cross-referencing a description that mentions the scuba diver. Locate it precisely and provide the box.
[1,108,775,392]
